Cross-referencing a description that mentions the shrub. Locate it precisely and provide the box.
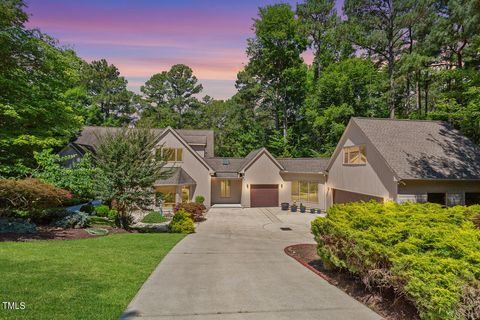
[53,211,90,229]
[94,205,110,217]
[141,212,168,223]
[169,209,195,233]
[173,202,206,222]
[0,218,37,234]
[108,209,118,220]
[80,204,95,215]
[311,201,480,319]
[30,207,70,225]
[0,178,71,217]
[114,212,134,230]
[194,195,205,204]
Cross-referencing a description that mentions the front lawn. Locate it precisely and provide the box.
[0,233,185,319]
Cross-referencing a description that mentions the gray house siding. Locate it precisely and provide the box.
[326,121,398,207]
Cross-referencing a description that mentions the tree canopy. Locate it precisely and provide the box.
[2,0,480,176]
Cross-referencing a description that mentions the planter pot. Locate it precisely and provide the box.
[300,207,306,213]
[290,207,297,212]
[281,202,289,211]
[310,208,316,214]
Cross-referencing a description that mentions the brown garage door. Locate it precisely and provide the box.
[333,189,383,204]
[250,184,279,207]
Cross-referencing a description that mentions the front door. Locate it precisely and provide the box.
[250,184,279,207]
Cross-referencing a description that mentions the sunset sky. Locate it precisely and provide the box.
[26,0,343,99]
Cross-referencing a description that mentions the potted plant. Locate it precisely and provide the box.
[290,203,297,212]
[300,203,306,213]
[281,202,289,211]
[310,208,316,214]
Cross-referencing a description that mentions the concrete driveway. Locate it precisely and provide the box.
[122,208,381,320]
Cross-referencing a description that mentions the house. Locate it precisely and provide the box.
[326,118,480,207]
[61,118,480,210]
[61,126,330,209]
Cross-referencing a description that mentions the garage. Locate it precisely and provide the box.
[333,189,383,204]
[250,184,279,207]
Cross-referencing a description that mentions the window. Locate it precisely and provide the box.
[291,181,318,203]
[155,186,176,207]
[343,145,367,165]
[220,180,231,198]
[158,148,183,162]
[181,186,190,203]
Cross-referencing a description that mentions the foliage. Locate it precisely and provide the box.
[0,233,184,319]
[244,3,308,147]
[139,64,203,128]
[89,216,113,227]
[32,149,97,200]
[114,212,134,230]
[0,218,36,234]
[0,0,84,176]
[80,204,95,215]
[53,211,90,229]
[141,211,168,224]
[169,209,195,234]
[173,202,206,222]
[30,207,69,225]
[108,209,118,220]
[94,127,171,217]
[79,59,137,126]
[194,195,205,204]
[0,178,71,217]
[94,205,110,217]
[311,202,480,319]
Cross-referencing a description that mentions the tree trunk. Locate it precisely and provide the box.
[389,65,395,118]
[416,77,421,114]
[283,106,288,143]
[424,81,429,115]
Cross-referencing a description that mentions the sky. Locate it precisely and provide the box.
[25,0,343,100]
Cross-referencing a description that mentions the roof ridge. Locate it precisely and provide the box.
[353,117,445,124]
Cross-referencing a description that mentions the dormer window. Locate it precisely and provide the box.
[343,145,366,165]
[157,148,183,162]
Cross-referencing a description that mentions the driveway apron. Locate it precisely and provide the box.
[122,208,381,320]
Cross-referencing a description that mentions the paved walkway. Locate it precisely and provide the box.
[122,208,381,320]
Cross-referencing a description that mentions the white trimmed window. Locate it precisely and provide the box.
[343,145,367,165]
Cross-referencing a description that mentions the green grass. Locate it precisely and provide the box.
[0,233,185,319]
[141,211,168,223]
[89,216,114,226]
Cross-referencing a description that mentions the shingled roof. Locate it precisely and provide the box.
[352,118,480,180]
[72,126,214,157]
[153,168,196,186]
[277,158,329,173]
[205,155,328,176]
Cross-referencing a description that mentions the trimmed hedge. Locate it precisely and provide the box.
[169,209,195,234]
[311,201,480,320]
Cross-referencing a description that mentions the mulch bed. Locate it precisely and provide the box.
[285,244,420,320]
[0,226,129,242]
